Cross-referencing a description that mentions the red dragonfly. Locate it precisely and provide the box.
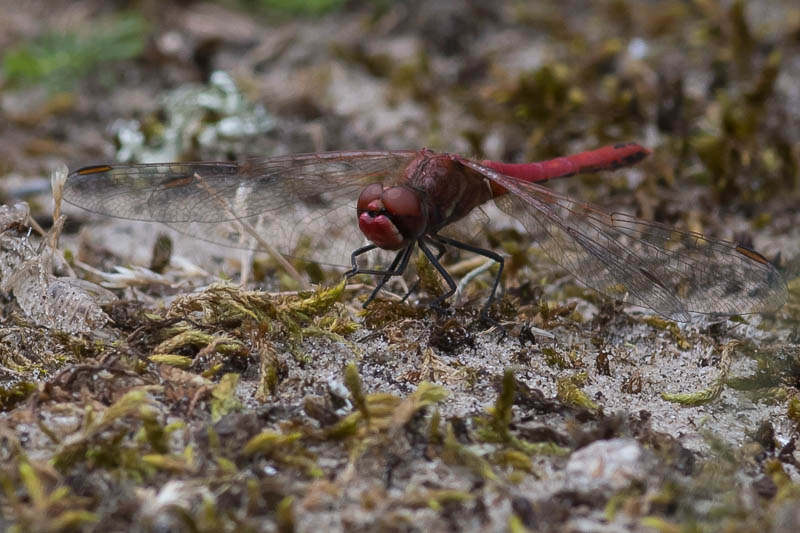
[64,143,787,322]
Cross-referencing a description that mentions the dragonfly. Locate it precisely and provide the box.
[63,143,787,322]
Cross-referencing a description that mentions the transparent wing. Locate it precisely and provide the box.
[64,151,418,268]
[438,205,491,243]
[460,160,787,320]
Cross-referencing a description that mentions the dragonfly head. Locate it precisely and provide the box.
[357,183,426,250]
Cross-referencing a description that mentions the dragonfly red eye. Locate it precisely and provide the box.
[357,183,385,214]
[381,187,421,217]
[382,186,426,238]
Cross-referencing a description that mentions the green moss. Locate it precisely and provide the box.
[442,423,497,482]
[344,361,369,421]
[475,370,570,461]
[2,12,146,90]
[542,347,570,369]
[210,373,242,422]
[148,354,193,368]
[230,0,350,17]
[787,396,800,423]
[0,381,37,412]
[556,373,598,410]
[643,316,691,350]
[242,430,302,456]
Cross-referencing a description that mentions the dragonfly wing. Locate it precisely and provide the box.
[437,205,491,243]
[155,201,375,269]
[64,151,418,268]
[461,160,787,320]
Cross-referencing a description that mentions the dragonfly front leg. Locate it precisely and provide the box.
[346,244,377,278]
[347,243,415,308]
[363,244,415,307]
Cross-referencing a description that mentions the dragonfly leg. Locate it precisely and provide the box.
[346,244,378,278]
[363,244,415,307]
[347,243,416,307]
[431,235,505,321]
[418,239,457,314]
[348,244,419,277]
[401,238,447,302]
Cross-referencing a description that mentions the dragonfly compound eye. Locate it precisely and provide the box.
[381,186,421,217]
[381,186,427,238]
[357,183,385,215]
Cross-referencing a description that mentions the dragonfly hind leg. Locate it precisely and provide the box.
[430,235,505,324]
[400,238,447,303]
[418,239,458,315]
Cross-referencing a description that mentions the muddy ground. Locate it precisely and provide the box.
[1,1,800,532]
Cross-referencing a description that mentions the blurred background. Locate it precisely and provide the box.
[3,4,800,531]
[1,0,799,259]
